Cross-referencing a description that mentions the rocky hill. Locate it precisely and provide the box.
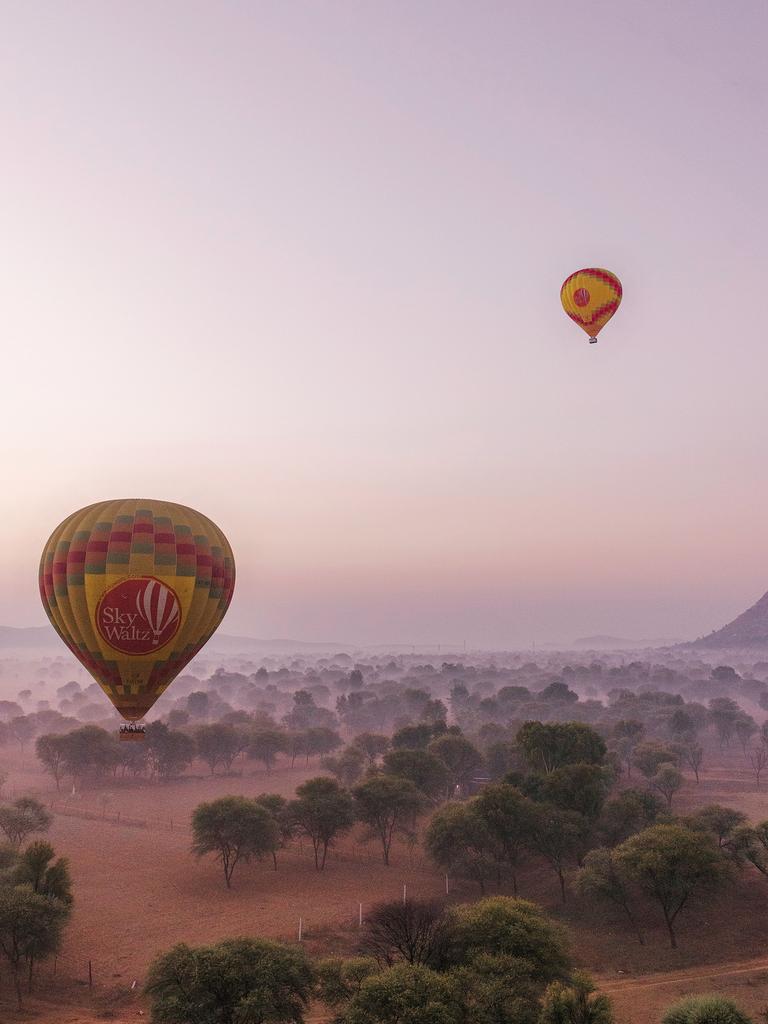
[692,591,768,648]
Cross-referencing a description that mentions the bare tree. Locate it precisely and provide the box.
[359,899,449,967]
[750,747,768,789]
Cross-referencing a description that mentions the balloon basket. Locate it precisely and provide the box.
[119,727,146,742]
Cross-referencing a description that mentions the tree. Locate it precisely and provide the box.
[0,886,68,1007]
[662,995,753,1024]
[530,764,612,821]
[539,972,614,1024]
[678,742,704,783]
[59,725,118,783]
[598,789,662,847]
[191,796,278,888]
[254,794,292,869]
[616,824,730,948]
[0,799,52,848]
[391,724,434,750]
[288,777,355,870]
[450,952,542,1024]
[576,848,644,945]
[632,742,679,780]
[688,805,747,849]
[195,723,242,775]
[353,733,390,769]
[444,897,570,983]
[516,722,605,774]
[316,956,379,1009]
[730,822,768,878]
[709,698,741,747]
[322,745,366,787]
[425,802,496,893]
[428,735,484,797]
[382,750,450,803]
[750,747,768,788]
[9,716,35,755]
[13,841,73,906]
[528,805,587,903]
[145,937,314,1024]
[303,726,342,763]
[359,899,450,968]
[354,776,426,866]
[339,962,462,1024]
[35,734,69,792]
[474,784,537,895]
[651,763,683,809]
[249,728,289,773]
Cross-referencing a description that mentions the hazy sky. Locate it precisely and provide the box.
[3,1,768,647]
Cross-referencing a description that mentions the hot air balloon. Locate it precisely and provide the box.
[560,268,622,343]
[39,500,235,738]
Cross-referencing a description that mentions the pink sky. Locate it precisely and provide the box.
[2,1,768,647]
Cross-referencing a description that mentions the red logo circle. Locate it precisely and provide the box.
[96,577,181,655]
[573,287,590,307]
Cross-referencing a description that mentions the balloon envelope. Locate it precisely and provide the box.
[39,499,235,721]
[560,268,622,342]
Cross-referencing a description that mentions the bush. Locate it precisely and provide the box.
[662,995,753,1024]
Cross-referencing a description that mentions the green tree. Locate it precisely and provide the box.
[450,952,542,1024]
[688,805,747,848]
[0,885,68,1007]
[516,722,605,774]
[709,698,741,747]
[392,724,434,750]
[288,776,355,870]
[598,789,662,847]
[145,937,314,1024]
[539,972,614,1024]
[616,824,730,948]
[528,805,587,902]
[445,897,570,983]
[425,801,496,893]
[35,734,69,792]
[353,733,390,769]
[662,995,752,1024]
[316,956,379,1009]
[249,728,289,773]
[531,764,612,820]
[651,763,684,808]
[576,848,644,944]
[195,723,242,775]
[254,793,292,869]
[339,962,462,1024]
[428,735,484,797]
[0,798,52,848]
[383,750,450,802]
[474,784,537,894]
[146,723,196,778]
[322,745,366,787]
[60,725,118,782]
[13,841,73,906]
[191,796,278,888]
[354,776,426,865]
[632,742,679,780]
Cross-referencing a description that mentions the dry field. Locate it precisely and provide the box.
[1,744,768,1023]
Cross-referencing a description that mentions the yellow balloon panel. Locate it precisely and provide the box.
[561,268,622,341]
[39,499,235,721]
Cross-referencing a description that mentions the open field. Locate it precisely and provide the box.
[2,743,768,1022]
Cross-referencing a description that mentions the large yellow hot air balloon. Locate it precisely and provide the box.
[560,268,622,343]
[39,499,235,733]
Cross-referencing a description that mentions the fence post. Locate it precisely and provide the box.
[298,917,303,942]
[88,960,93,989]
[359,902,363,928]
[402,883,407,905]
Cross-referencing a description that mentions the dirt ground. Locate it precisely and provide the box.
[1,744,768,1023]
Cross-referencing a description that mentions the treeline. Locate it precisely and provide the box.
[142,894,756,1024]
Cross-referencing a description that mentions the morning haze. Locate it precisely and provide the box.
[2,7,768,1021]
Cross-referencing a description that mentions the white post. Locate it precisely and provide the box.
[402,883,407,905]
[445,874,449,895]
[359,902,363,927]
[298,917,303,941]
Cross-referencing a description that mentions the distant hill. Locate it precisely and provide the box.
[0,625,351,656]
[691,591,768,648]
